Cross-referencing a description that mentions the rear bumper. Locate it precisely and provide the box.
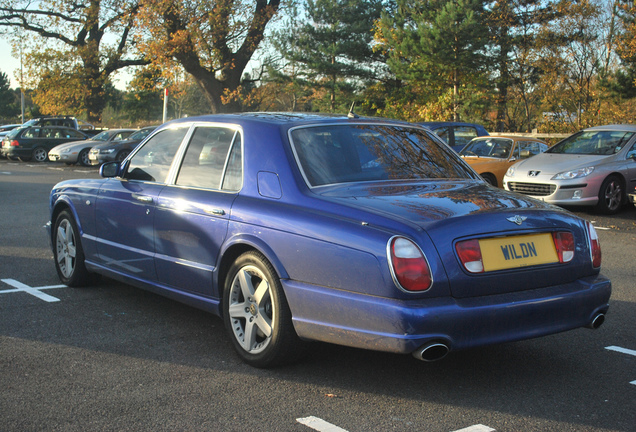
[1,147,31,158]
[283,274,611,354]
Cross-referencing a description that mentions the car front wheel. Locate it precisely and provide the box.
[53,210,93,286]
[222,251,302,367]
[595,175,623,215]
[116,150,130,162]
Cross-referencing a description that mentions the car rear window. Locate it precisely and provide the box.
[290,124,476,187]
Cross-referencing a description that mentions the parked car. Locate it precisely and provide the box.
[419,121,489,152]
[1,126,89,162]
[49,129,136,166]
[48,113,610,368]
[0,123,21,134]
[21,116,96,133]
[0,124,22,149]
[460,136,548,187]
[504,124,636,214]
[88,126,158,165]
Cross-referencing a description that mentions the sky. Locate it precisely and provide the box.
[0,38,21,87]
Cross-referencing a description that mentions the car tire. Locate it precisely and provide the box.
[32,147,48,162]
[481,173,497,187]
[78,148,91,166]
[222,251,304,368]
[53,210,95,287]
[116,150,130,162]
[595,175,623,215]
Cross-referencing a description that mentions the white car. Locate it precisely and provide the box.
[48,129,135,166]
[503,124,636,214]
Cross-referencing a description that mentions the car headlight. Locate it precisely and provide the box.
[552,166,594,180]
[506,165,517,177]
[61,148,71,154]
[100,148,116,154]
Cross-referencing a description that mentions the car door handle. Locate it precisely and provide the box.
[204,207,226,216]
[132,194,153,204]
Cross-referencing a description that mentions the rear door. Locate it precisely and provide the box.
[154,125,242,297]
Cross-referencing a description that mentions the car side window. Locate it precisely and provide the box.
[222,138,242,191]
[432,127,450,144]
[43,127,62,138]
[23,127,41,138]
[176,127,240,190]
[626,142,636,159]
[454,126,478,149]
[124,128,188,183]
[66,129,85,139]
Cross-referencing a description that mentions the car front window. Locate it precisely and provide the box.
[124,128,188,183]
[460,138,513,158]
[291,124,475,187]
[548,130,635,155]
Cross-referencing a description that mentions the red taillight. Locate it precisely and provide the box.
[586,222,602,268]
[552,231,575,263]
[389,237,432,291]
[10,140,19,147]
[455,239,484,273]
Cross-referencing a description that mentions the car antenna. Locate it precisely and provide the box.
[347,102,359,119]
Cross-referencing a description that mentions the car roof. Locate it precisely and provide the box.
[473,135,546,142]
[584,124,636,132]
[419,121,485,128]
[163,112,412,130]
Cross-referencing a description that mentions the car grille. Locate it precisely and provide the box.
[507,182,556,197]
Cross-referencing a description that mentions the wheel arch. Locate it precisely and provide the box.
[599,171,628,202]
[216,235,290,307]
[480,172,498,187]
[50,197,83,241]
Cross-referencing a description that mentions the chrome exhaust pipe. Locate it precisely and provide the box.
[586,313,605,329]
[412,342,450,362]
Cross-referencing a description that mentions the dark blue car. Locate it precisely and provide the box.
[48,113,610,367]
[420,121,489,152]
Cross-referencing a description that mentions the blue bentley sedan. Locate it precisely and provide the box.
[48,113,611,367]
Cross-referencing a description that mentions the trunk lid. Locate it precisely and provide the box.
[320,180,594,298]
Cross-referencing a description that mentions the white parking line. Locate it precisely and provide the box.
[606,346,636,385]
[606,346,636,357]
[0,278,67,302]
[297,417,348,432]
[296,417,496,432]
[452,425,496,432]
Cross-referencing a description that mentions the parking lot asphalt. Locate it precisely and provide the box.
[1,159,634,432]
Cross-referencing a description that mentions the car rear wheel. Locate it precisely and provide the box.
[32,146,48,162]
[595,175,623,215]
[78,148,91,166]
[53,210,94,287]
[222,251,303,367]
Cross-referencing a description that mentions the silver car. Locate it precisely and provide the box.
[503,124,636,214]
[48,129,135,166]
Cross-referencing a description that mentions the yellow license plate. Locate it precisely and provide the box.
[479,233,558,272]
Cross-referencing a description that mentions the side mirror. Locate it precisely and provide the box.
[100,161,121,178]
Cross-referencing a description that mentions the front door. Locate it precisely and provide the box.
[94,127,189,281]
